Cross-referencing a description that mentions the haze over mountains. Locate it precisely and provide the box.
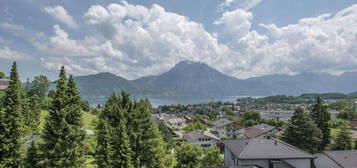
[74,61,357,103]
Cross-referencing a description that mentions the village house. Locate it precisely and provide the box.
[223,138,315,168]
[242,124,281,139]
[152,113,187,130]
[259,110,295,122]
[210,118,244,138]
[314,150,357,168]
[183,130,220,149]
[0,79,9,90]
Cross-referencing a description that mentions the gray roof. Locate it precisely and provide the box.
[243,124,278,138]
[223,138,314,160]
[323,150,357,168]
[183,130,220,141]
[211,118,234,128]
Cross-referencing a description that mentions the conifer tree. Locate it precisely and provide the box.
[281,107,322,153]
[128,98,167,168]
[0,62,24,167]
[41,67,85,167]
[333,123,353,150]
[96,93,133,168]
[310,97,331,151]
[25,141,42,168]
[96,119,113,168]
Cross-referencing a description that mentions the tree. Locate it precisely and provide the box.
[25,141,42,168]
[202,147,223,167]
[128,98,167,168]
[242,111,261,126]
[96,93,133,168]
[41,67,85,167]
[310,97,331,151]
[0,72,5,79]
[0,62,24,167]
[175,143,202,168]
[333,123,353,150]
[281,107,322,153]
[27,75,51,98]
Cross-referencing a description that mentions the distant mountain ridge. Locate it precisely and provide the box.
[74,61,357,103]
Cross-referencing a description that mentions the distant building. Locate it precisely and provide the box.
[314,150,357,168]
[329,110,340,119]
[210,118,244,138]
[351,120,357,130]
[242,124,281,139]
[183,130,220,149]
[223,138,315,168]
[259,110,294,122]
[152,113,187,130]
[0,79,9,90]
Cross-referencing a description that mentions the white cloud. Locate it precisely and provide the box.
[214,5,357,78]
[43,6,78,29]
[0,46,31,60]
[39,2,229,79]
[220,0,263,11]
[37,2,357,80]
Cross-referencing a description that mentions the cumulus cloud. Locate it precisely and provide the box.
[220,0,263,11]
[0,46,31,60]
[215,4,357,78]
[39,2,229,79]
[37,2,357,79]
[43,6,78,29]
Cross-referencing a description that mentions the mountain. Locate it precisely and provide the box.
[74,61,357,104]
[133,61,267,97]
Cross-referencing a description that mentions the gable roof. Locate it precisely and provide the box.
[0,79,9,90]
[211,118,234,128]
[323,150,357,168]
[243,124,278,138]
[223,138,314,160]
[183,130,220,141]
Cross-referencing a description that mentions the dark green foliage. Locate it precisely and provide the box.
[128,98,167,167]
[80,99,90,112]
[22,93,42,133]
[175,143,202,168]
[242,111,261,126]
[0,72,5,79]
[25,141,42,168]
[158,121,173,142]
[41,67,85,167]
[26,75,51,98]
[310,97,331,151]
[333,123,353,150]
[0,62,24,167]
[96,119,113,168]
[354,139,357,150]
[183,116,207,131]
[202,147,223,167]
[281,107,322,153]
[96,93,133,168]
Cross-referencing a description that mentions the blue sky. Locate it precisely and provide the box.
[1,0,357,80]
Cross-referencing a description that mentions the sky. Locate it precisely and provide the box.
[1,0,357,81]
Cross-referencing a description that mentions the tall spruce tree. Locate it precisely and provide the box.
[25,141,42,168]
[128,98,167,168]
[96,93,133,168]
[281,107,322,153]
[0,62,24,167]
[310,96,331,151]
[41,67,85,167]
[333,123,353,150]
